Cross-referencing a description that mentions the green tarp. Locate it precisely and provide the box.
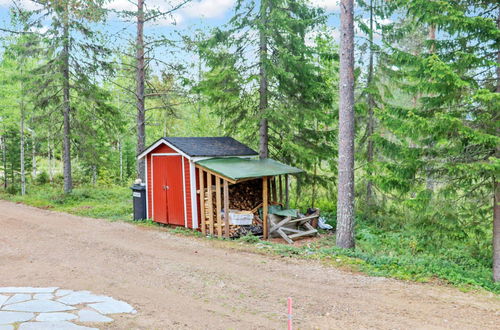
[196,157,303,181]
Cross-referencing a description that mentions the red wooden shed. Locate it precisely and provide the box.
[137,137,258,228]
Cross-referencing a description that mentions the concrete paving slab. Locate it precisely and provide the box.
[4,294,31,305]
[0,311,34,324]
[88,299,134,314]
[58,291,111,305]
[36,312,77,322]
[0,288,57,294]
[54,290,73,297]
[78,310,113,323]
[3,300,75,313]
[0,325,14,330]
[0,295,8,307]
[18,321,97,330]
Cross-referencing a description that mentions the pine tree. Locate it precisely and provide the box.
[113,0,190,180]
[336,0,356,249]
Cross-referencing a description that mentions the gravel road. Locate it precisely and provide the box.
[1,200,499,329]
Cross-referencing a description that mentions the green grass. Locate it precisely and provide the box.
[237,234,500,294]
[2,183,499,295]
[0,184,133,221]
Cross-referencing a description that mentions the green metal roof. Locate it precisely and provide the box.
[196,157,303,181]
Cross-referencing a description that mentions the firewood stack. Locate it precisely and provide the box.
[203,179,264,238]
[229,179,263,210]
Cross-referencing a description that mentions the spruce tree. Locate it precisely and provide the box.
[378,0,499,280]
[14,0,112,193]
[197,0,335,185]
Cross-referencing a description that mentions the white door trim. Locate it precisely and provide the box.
[145,156,149,219]
[190,160,199,229]
[182,156,187,228]
[138,139,191,160]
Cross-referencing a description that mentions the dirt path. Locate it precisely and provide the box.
[0,200,499,329]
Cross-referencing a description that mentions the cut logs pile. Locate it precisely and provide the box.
[203,179,264,238]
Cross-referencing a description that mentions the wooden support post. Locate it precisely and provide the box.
[223,180,230,238]
[263,176,269,239]
[278,175,283,204]
[199,169,206,235]
[216,176,222,238]
[207,173,214,236]
[285,174,290,209]
[271,177,277,203]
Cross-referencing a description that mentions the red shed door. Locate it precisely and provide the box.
[152,155,185,226]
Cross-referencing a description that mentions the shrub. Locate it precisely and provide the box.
[238,233,260,243]
[5,184,19,195]
[35,171,50,185]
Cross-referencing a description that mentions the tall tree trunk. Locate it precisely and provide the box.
[119,139,123,183]
[20,80,26,196]
[336,0,356,249]
[92,165,97,185]
[62,6,73,193]
[258,0,269,159]
[365,0,375,206]
[31,125,36,178]
[1,134,6,189]
[492,8,500,283]
[136,0,146,181]
[47,130,53,183]
[426,23,436,192]
[312,160,318,208]
[495,177,500,282]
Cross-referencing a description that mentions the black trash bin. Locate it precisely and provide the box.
[131,184,147,220]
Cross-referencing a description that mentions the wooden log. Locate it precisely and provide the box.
[199,169,206,235]
[207,173,214,236]
[223,180,230,238]
[263,176,269,239]
[216,177,222,238]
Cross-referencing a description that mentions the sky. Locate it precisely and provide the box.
[0,0,340,30]
[0,0,343,75]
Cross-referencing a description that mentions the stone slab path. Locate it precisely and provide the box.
[0,287,136,329]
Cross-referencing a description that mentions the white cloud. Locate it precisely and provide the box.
[310,0,340,12]
[181,0,234,19]
[106,0,234,26]
[0,0,42,10]
[105,0,136,12]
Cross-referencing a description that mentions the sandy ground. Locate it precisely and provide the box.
[0,200,499,329]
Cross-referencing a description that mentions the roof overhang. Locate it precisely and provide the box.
[137,138,190,160]
[195,157,303,183]
[137,138,258,161]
